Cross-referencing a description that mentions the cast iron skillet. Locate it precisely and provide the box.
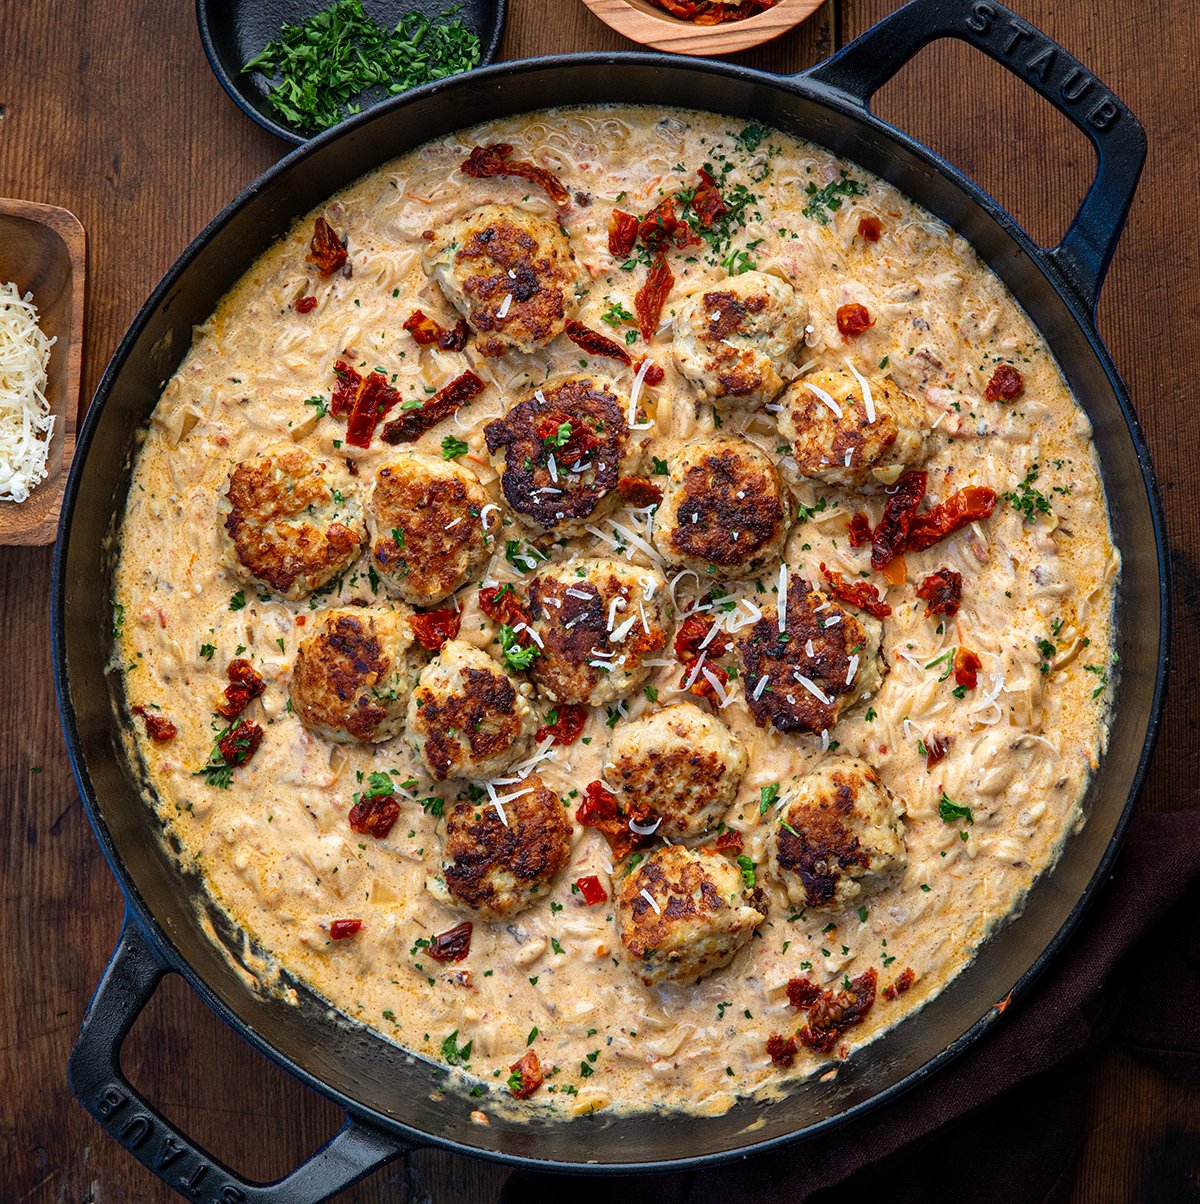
[53,0,1167,1198]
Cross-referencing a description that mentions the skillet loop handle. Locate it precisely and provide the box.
[68,913,413,1202]
[802,0,1146,315]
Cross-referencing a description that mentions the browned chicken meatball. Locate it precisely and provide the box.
[484,375,643,536]
[289,607,417,744]
[653,435,790,579]
[615,845,765,986]
[423,204,584,357]
[777,368,930,491]
[367,452,493,606]
[768,756,907,910]
[672,271,806,407]
[523,558,669,706]
[406,640,535,781]
[738,575,885,735]
[607,702,747,840]
[427,772,572,918]
[223,443,364,601]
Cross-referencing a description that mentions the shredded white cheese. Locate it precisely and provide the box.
[845,356,876,424]
[0,281,56,503]
[805,380,842,419]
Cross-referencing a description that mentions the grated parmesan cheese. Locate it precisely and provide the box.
[0,281,56,503]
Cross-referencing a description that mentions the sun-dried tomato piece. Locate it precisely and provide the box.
[954,646,982,691]
[635,253,674,342]
[836,303,873,338]
[904,486,997,553]
[617,475,663,507]
[508,1049,544,1099]
[684,659,729,702]
[786,977,821,1010]
[308,216,347,277]
[409,607,462,652]
[984,364,1024,403]
[847,511,872,548]
[691,167,729,228]
[461,143,569,205]
[799,967,877,1054]
[577,781,651,861]
[217,658,266,719]
[348,794,401,839]
[440,318,470,351]
[924,732,952,769]
[637,197,700,252]
[381,371,484,444]
[294,295,318,314]
[819,563,892,619]
[916,568,963,618]
[330,359,361,417]
[344,372,402,449]
[403,309,444,345]
[218,720,262,767]
[329,919,363,940]
[608,208,639,257]
[532,410,603,468]
[857,215,883,243]
[565,319,633,365]
[714,829,744,854]
[478,584,526,627]
[574,875,608,906]
[884,967,916,1001]
[638,359,666,385]
[131,706,177,742]
[871,471,927,571]
[766,1033,798,1068]
[534,703,588,746]
[428,921,473,963]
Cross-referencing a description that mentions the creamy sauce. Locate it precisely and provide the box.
[114,106,1116,1119]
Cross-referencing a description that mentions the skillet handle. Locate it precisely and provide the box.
[68,913,414,1202]
[801,0,1146,315]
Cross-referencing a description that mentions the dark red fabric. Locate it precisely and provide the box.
[501,809,1200,1204]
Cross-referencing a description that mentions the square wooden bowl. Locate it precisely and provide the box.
[0,199,86,545]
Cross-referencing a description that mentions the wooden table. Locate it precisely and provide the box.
[1,1,1196,1199]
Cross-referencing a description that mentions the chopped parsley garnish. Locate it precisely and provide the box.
[505,539,546,572]
[199,643,216,660]
[600,300,635,328]
[1006,464,1052,523]
[938,793,974,825]
[735,123,768,153]
[550,937,564,955]
[644,685,658,703]
[1083,662,1109,697]
[229,590,246,611]
[542,420,573,450]
[759,783,780,815]
[440,1029,472,1066]
[1037,637,1057,674]
[735,855,756,890]
[499,625,539,672]
[440,434,469,460]
[303,395,328,418]
[651,456,669,475]
[527,1026,539,1045]
[802,171,868,224]
[243,0,481,136]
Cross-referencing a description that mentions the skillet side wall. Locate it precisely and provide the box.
[55,59,1164,1168]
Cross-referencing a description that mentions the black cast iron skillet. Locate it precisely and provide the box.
[53,0,1167,1198]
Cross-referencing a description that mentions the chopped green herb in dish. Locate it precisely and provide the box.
[244,0,481,135]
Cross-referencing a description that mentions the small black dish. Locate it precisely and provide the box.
[197,0,508,145]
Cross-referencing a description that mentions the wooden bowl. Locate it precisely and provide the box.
[0,199,86,546]
[580,0,825,54]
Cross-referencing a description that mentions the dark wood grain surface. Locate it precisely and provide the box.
[1,0,1196,1199]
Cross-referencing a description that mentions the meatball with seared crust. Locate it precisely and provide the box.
[407,640,535,781]
[222,444,364,601]
[768,756,907,910]
[672,271,806,408]
[654,435,790,579]
[616,845,765,986]
[607,703,747,840]
[738,576,885,735]
[290,608,418,744]
[484,375,643,536]
[524,558,669,706]
[428,772,572,918]
[778,368,930,491]
[423,204,584,358]
[367,452,492,606]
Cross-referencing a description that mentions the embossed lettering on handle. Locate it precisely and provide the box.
[802,0,1146,314]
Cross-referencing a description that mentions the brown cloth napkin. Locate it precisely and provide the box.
[500,808,1200,1204]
